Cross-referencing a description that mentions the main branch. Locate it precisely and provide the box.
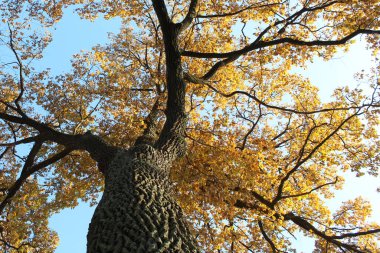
[152,0,188,160]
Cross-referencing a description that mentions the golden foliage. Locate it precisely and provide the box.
[1,0,380,252]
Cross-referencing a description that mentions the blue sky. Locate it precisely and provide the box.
[31,7,121,253]
[35,8,121,75]
[13,6,380,253]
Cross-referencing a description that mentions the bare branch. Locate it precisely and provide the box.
[235,196,376,253]
[237,104,263,150]
[238,240,255,253]
[183,76,380,115]
[0,135,41,147]
[272,114,292,141]
[273,111,361,205]
[330,229,380,240]
[130,88,155,92]
[7,24,25,112]
[281,177,339,199]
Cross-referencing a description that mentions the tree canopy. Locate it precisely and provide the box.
[1,0,380,252]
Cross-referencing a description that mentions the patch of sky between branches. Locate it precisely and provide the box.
[33,6,122,75]
[290,38,377,103]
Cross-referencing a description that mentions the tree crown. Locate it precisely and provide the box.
[1,0,380,252]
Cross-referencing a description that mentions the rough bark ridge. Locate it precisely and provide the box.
[87,145,199,253]
[87,2,199,251]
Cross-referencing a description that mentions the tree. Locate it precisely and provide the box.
[0,0,380,252]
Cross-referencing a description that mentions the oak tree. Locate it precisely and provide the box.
[1,0,380,252]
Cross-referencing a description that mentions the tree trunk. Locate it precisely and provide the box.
[86,144,199,253]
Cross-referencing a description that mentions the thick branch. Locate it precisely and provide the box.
[0,112,116,171]
[135,98,161,146]
[258,220,278,253]
[0,136,40,147]
[21,141,43,175]
[183,28,380,80]
[177,0,198,33]
[151,0,171,26]
[0,148,73,214]
[330,229,380,240]
[152,0,188,159]
[182,27,379,60]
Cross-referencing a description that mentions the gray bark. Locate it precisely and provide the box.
[86,144,199,253]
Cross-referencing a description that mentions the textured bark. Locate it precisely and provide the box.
[87,144,199,253]
[87,3,200,252]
